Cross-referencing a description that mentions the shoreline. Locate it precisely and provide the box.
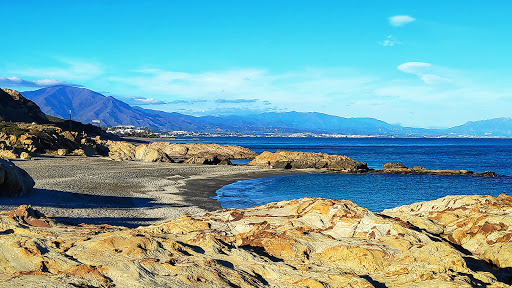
[1,156,307,227]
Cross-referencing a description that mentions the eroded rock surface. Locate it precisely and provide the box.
[248,150,368,172]
[1,197,510,287]
[383,194,512,269]
[0,159,35,197]
[134,142,257,164]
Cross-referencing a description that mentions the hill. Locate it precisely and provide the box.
[0,88,49,124]
[448,118,512,137]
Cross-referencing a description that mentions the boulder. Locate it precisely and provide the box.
[0,149,18,159]
[0,158,35,196]
[57,149,68,156]
[135,142,256,164]
[106,141,137,161]
[135,144,172,162]
[248,150,369,172]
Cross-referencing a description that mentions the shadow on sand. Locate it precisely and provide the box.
[0,188,189,228]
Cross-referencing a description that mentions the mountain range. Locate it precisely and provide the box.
[20,85,512,137]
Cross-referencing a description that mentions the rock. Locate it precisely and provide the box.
[56,149,68,156]
[107,141,137,161]
[0,158,35,196]
[0,198,510,287]
[383,162,408,170]
[135,142,256,164]
[19,152,31,160]
[248,150,369,172]
[383,194,512,269]
[135,144,172,162]
[70,149,86,156]
[0,149,18,159]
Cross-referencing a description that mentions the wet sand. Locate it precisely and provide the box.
[1,156,306,227]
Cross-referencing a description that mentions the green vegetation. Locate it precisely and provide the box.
[0,122,28,138]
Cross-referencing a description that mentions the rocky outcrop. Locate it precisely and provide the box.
[105,140,137,161]
[0,88,49,124]
[0,197,510,287]
[383,194,512,270]
[248,150,369,172]
[0,159,34,197]
[134,142,257,164]
[378,162,498,177]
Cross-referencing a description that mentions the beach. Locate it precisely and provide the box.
[1,156,305,227]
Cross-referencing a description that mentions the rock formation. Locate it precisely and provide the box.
[248,150,369,172]
[378,162,498,177]
[383,194,512,269]
[0,159,34,197]
[0,88,49,124]
[134,142,257,164]
[2,196,510,287]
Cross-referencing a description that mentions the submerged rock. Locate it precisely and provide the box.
[248,150,369,172]
[379,162,497,177]
[0,159,34,197]
[1,196,510,287]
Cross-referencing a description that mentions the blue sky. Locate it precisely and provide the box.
[1,0,511,128]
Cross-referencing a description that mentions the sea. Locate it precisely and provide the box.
[164,137,512,212]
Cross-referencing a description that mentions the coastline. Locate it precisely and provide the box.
[1,156,307,227]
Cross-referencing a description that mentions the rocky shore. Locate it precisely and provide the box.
[1,195,511,287]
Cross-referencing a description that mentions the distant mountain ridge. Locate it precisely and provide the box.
[21,86,512,137]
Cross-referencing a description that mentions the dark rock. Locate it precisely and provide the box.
[0,159,35,197]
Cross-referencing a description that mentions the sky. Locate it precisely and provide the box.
[1,0,512,128]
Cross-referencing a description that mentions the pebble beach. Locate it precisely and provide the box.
[1,156,303,227]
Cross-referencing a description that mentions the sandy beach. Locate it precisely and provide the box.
[0,156,305,227]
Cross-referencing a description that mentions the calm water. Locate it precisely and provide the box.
[164,137,512,211]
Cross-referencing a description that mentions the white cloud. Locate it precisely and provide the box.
[397,62,450,84]
[378,35,401,47]
[421,74,450,84]
[11,59,103,81]
[0,76,79,88]
[389,15,416,27]
[397,62,431,74]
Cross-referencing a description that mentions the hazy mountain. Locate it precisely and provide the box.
[448,118,512,137]
[20,85,511,137]
[22,86,221,131]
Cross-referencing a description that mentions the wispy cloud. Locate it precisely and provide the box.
[215,99,258,104]
[389,15,416,27]
[378,35,400,47]
[128,97,167,105]
[0,76,79,88]
[10,59,103,81]
[397,62,450,84]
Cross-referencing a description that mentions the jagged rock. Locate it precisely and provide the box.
[135,142,256,164]
[0,159,34,196]
[0,197,510,287]
[383,194,512,269]
[248,150,369,172]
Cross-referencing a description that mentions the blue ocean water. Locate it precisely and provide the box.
[165,137,512,211]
